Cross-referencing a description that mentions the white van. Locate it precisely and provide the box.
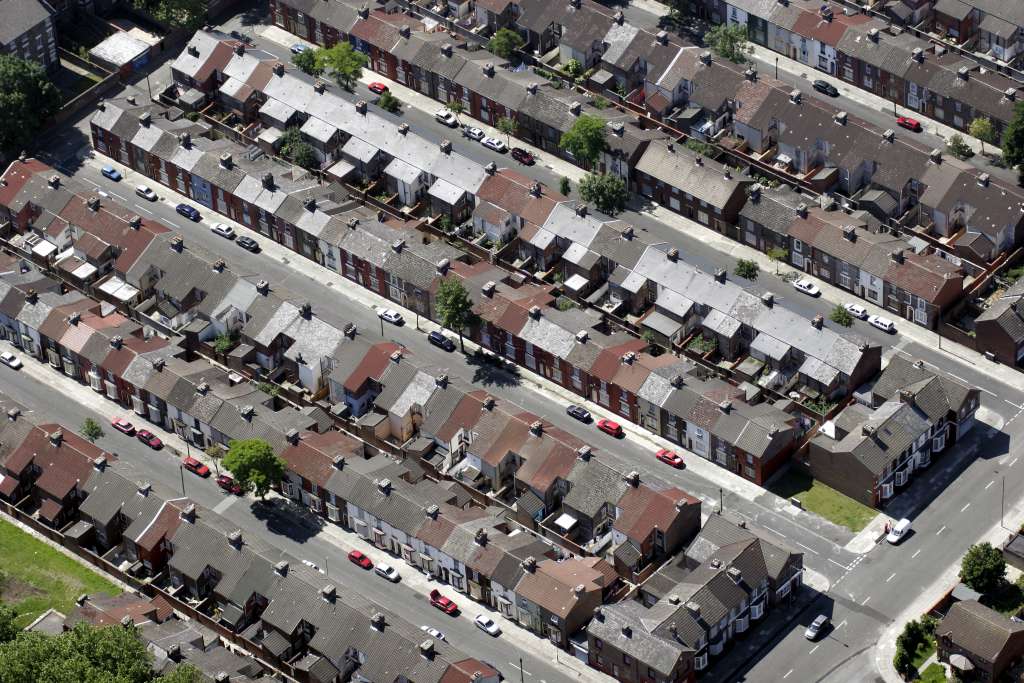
[886,518,911,544]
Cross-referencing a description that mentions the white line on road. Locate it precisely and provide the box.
[795,541,819,555]
[165,220,181,229]
[762,525,787,538]
[110,192,126,202]
[1012,457,1020,467]
[809,645,819,655]
[937,526,946,535]
[912,549,922,559]
[886,573,896,582]
[783,670,793,679]
[861,596,871,606]
[985,480,995,490]
[960,502,971,512]
[509,662,531,677]
[836,620,847,631]
[136,206,152,215]
[829,558,852,571]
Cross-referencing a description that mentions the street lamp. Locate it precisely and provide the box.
[179,464,186,496]
[775,56,778,79]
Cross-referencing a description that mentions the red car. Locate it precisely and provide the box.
[596,418,623,437]
[111,417,135,435]
[216,475,242,495]
[510,147,535,165]
[136,429,163,449]
[348,549,373,569]
[896,116,921,132]
[655,448,685,468]
[182,456,210,477]
[429,588,458,614]
[368,82,389,94]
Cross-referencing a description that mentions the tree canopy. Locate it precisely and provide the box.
[961,542,1006,593]
[829,304,854,327]
[733,258,760,281]
[377,91,401,113]
[705,23,751,63]
[292,49,323,77]
[559,114,607,166]
[578,173,627,215]
[969,116,996,154]
[279,127,317,170]
[496,116,517,144]
[435,277,476,352]
[946,133,973,160]
[0,55,60,155]
[222,438,285,499]
[315,43,368,90]
[487,29,525,59]
[1003,102,1024,168]
[80,418,104,443]
[132,0,206,30]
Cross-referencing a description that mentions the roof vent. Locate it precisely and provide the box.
[377,478,392,495]
[575,330,588,343]
[789,89,801,104]
[811,314,824,329]
[667,247,680,262]
[912,47,923,62]
[425,504,440,519]
[569,101,582,116]
[320,584,336,602]
[482,280,496,297]
[228,529,243,549]
[761,292,774,307]
[699,51,712,65]
[979,173,991,187]
[274,560,289,576]
[882,128,895,143]
[834,111,847,125]
[256,279,270,295]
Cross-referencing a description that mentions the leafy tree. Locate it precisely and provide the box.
[279,126,317,169]
[564,58,583,77]
[559,114,607,166]
[205,445,225,476]
[705,23,751,63]
[766,247,789,274]
[315,43,368,90]
[0,56,60,155]
[159,665,203,683]
[1005,102,1024,168]
[222,439,285,500]
[377,91,401,113]
[292,49,323,77]
[969,116,997,154]
[132,0,206,29]
[734,258,760,281]
[447,100,465,123]
[487,28,524,59]
[0,603,17,644]
[830,304,854,327]
[559,176,572,196]
[946,133,973,160]
[435,277,476,352]
[578,173,627,214]
[641,329,656,345]
[80,418,104,443]
[496,116,517,145]
[257,381,281,397]
[892,642,914,679]
[960,542,1006,593]
[212,333,234,354]
[0,622,154,683]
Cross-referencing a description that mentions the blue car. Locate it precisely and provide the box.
[101,165,122,181]
[176,204,201,221]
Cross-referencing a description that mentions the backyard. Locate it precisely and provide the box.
[768,469,877,532]
[0,518,119,627]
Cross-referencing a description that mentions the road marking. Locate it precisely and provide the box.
[829,558,852,571]
[937,526,946,535]
[985,480,995,490]
[836,620,847,631]
[886,573,896,582]
[136,206,152,215]
[809,645,819,655]
[213,495,236,515]
[762,525,787,538]
[795,541,819,555]
[783,670,793,679]
[960,503,971,513]
[912,549,921,559]
[509,662,531,677]
[861,596,871,606]
[165,220,181,229]
[1012,457,1019,467]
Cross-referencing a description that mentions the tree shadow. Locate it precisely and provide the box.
[249,497,325,544]
[235,0,270,27]
[465,351,521,388]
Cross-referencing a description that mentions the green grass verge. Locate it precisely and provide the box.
[0,517,119,627]
[768,469,877,532]
[918,662,946,683]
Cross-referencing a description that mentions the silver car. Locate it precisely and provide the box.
[805,614,830,640]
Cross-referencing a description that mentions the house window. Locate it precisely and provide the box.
[793,239,803,253]
[594,638,602,650]
[622,654,632,665]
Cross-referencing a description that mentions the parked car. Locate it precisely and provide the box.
[0,351,22,369]
[348,549,373,569]
[428,330,456,351]
[420,625,446,641]
[236,235,260,252]
[462,125,485,141]
[100,165,122,181]
[844,303,868,319]
[135,184,157,201]
[429,589,458,614]
[597,418,623,437]
[374,562,401,582]
[805,614,830,640]
[868,314,896,333]
[290,43,308,54]
[182,456,210,477]
[510,147,535,165]
[812,79,839,97]
[481,137,507,153]
[655,448,684,468]
[887,518,911,544]
[378,308,404,325]
[176,204,201,221]
[110,417,135,435]
[566,404,591,422]
[792,278,821,297]
[896,115,922,132]
[136,429,163,449]
[368,82,389,94]
[211,223,235,239]
[474,614,501,636]
[434,109,458,127]
[216,474,242,495]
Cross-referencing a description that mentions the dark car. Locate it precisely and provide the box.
[510,147,535,165]
[236,235,260,252]
[176,204,201,221]
[136,429,163,449]
[566,404,591,422]
[812,79,839,97]
[428,330,456,352]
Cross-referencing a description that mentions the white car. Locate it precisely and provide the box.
[135,184,157,201]
[481,137,507,153]
[474,614,502,636]
[463,126,485,141]
[844,303,868,319]
[434,109,458,127]
[211,223,236,239]
[0,351,22,369]
[868,314,896,333]
[420,625,446,641]
[378,308,404,325]
[792,278,821,297]
[374,563,401,582]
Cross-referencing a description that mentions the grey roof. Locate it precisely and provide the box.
[939,600,1024,664]
[588,601,690,676]
[871,355,975,420]
[815,400,931,475]
[563,459,629,518]
[0,0,52,48]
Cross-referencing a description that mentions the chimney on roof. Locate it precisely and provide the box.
[620,624,631,637]
[377,478,392,495]
[372,612,386,630]
[286,428,300,445]
[228,529,243,550]
[656,30,669,46]
[97,99,105,111]
[882,128,895,143]
[622,350,636,364]
[744,68,756,82]
[87,196,100,211]
[129,215,142,229]
[482,62,495,77]
[714,268,727,283]
[912,47,924,62]
[843,226,856,241]
[256,279,270,295]
[425,504,439,519]
[522,556,537,572]
[530,420,543,436]
[898,388,915,405]
[625,470,640,487]
[140,110,152,127]
[440,139,452,154]
[475,528,488,546]
[419,640,435,659]
[178,132,191,149]
[485,161,497,175]
[834,111,847,125]
[93,456,107,472]
[692,154,700,165]
[621,224,634,240]
[377,210,386,222]
[76,593,89,606]
[761,292,774,307]
[979,172,991,187]
[957,66,969,80]
[273,62,284,76]
[332,455,346,471]
[399,24,411,38]
[1006,88,1018,101]
[120,615,134,629]
[700,51,711,65]
[126,94,137,106]
[187,45,199,57]
[234,42,245,56]
[675,498,691,512]
[529,305,542,319]
[482,396,495,410]
[395,123,409,137]
[686,601,701,618]
[526,82,539,96]
[863,424,876,438]
[239,405,255,420]
[25,289,38,304]
[727,566,742,583]
[180,503,195,523]
[358,3,368,17]
[594,606,604,621]
[274,560,288,576]
[6,408,18,421]
[342,322,357,339]
[435,373,449,389]
[789,89,801,104]
[577,445,592,461]
[110,335,124,349]
[68,311,80,325]
[196,381,209,395]
[891,249,905,264]
[482,280,496,297]
[671,374,685,388]
[569,101,582,116]
[390,350,403,363]
[392,238,405,252]
[811,314,824,329]
[170,234,184,252]
[530,182,542,197]
[568,0,580,8]
[355,99,367,115]
[300,301,312,319]
[724,168,732,180]
[303,195,317,212]
[613,10,624,24]
[441,43,452,57]
[718,400,732,414]
[321,584,336,602]
[212,258,225,272]
[214,675,229,683]
[796,202,808,218]
[262,172,274,190]
[313,79,326,94]
[868,27,879,42]
[667,247,680,262]
[930,148,942,164]
[436,258,450,274]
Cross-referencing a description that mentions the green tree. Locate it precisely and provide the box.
[80,418,104,443]
[766,247,789,274]
[564,58,583,77]
[0,622,154,683]
[0,56,60,155]
[892,642,914,679]
[435,277,476,353]
[447,100,465,123]
[222,439,285,500]
[830,304,854,327]
[212,333,234,354]
[0,604,17,644]
[969,116,997,154]
[1005,102,1024,168]
[705,23,751,63]
[205,444,225,476]
[377,90,401,113]
[961,542,1006,593]
[487,28,524,59]
[734,258,760,281]
[159,665,203,683]
[559,176,572,196]
[946,133,973,160]
[132,0,205,29]
[292,49,323,77]
[559,114,607,166]
[279,126,317,169]
[578,173,628,214]
[496,116,517,145]
[315,43,368,90]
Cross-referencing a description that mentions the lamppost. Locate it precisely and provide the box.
[179,464,186,496]
[775,56,778,79]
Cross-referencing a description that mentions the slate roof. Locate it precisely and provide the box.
[939,600,1024,664]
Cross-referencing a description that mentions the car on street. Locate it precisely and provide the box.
[597,418,623,437]
[844,303,868,319]
[216,475,242,495]
[481,137,507,152]
[812,79,839,97]
[510,147,535,165]
[182,456,210,477]
[429,589,458,614]
[887,518,911,544]
[348,549,373,569]
[101,165,122,181]
[566,404,591,422]
[655,448,684,468]
[378,308,404,325]
[474,614,501,636]
[368,82,389,94]
[896,115,922,132]
[428,330,456,351]
[110,417,135,435]
[434,109,458,127]
[792,278,821,297]
[176,204,201,221]
[420,625,446,641]
[462,125,485,141]
[805,614,830,640]
[135,184,157,201]
[0,351,22,369]
[211,223,235,239]
[374,563,401,582]
[236,235,260,252]
[868,314,896,333]
[136,429,163,449]
[290,43,308,53]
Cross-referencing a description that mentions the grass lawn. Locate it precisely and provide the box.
[768,469,877,532]
[918,663,947,683]
[911,637,937,669]
[0,517,119,627]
